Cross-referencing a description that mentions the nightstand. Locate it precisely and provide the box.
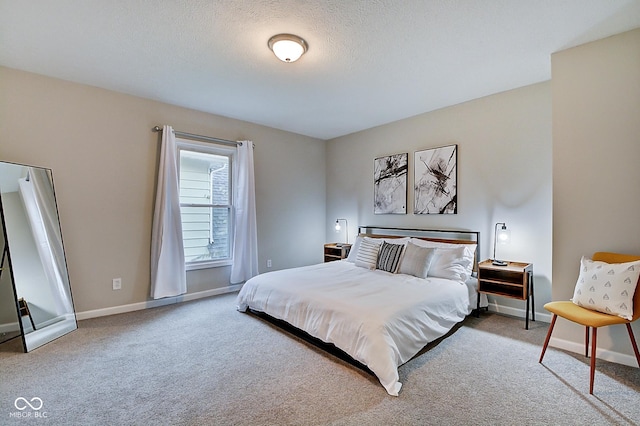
[324,243,351,262]
[477,260,535,329]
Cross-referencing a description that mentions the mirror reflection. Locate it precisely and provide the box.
[0,224,21,347]
[0,161,77,352]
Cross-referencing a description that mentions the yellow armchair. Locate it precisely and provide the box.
[539,252,640,394]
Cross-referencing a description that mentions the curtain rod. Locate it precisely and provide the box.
[152,126,241,147]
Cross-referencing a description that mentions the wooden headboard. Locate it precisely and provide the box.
[357,226,481,275]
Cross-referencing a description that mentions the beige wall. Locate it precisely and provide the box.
[552,28,640,364]
[326,82,553,318]
[0,66,327,314]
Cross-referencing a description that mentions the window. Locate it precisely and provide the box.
[177,139,234,269]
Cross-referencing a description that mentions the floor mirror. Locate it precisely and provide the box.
[0,161,77,352]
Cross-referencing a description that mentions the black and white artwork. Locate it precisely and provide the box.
[414,144,457,214]
[374,153,407,214]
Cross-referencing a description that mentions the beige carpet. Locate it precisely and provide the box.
[1,292,639,425]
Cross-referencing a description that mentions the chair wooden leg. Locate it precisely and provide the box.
[590,327,597,394]
[626,323,640,367]
[539,314,557,363]
[585,326,590,357]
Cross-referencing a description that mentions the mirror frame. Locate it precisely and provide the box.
[0,210,22,347]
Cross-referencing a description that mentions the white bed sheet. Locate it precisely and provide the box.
[236,260,476,396]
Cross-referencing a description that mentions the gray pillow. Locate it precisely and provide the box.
[398,242,436,278]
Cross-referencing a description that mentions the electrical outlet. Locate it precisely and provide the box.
[112,278,122,290]
[267,259,272,268]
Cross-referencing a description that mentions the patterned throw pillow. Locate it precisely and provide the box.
[376,241,405,273]
[354,238,382,269]
[571,256,640,320]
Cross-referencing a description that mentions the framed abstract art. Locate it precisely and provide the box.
[374,153,407,214]
[414,144,457,214]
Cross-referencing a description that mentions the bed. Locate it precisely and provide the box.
[236,226,481,396]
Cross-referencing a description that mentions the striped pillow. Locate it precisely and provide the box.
[376,241,405,273]
[354,238,382,269]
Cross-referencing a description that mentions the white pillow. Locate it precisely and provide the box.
[571,256,640,320]
[345,235,363,263]
[354,238,382,269]
[389,237,409,242]
[372,236,410,246]
[409,238,476,277]
[428,247,471,282]
[398,242,436,279]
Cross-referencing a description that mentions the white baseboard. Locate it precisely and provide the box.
[486,302,553,323]
[0,321,20,333]
[75,285,242,321]
[548,336,639,368]
[486,303,638,368]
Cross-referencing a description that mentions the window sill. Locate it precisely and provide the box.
[186,260,232,271]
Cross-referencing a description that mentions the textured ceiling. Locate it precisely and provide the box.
[1,1,640,140]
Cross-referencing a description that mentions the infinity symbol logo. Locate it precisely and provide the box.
[14,397,43,411]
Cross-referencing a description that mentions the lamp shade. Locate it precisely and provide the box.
[497,227,511,244]
[492,222,510,266]
[268,34,308,62]
[335,219,348,245]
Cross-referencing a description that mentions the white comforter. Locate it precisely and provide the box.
[236,260,475,396]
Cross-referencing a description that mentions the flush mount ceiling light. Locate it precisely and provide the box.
[268,34,308,63]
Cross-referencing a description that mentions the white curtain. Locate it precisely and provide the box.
[18,168,73,315]
[230,141,258,284]
[150,125,186,299]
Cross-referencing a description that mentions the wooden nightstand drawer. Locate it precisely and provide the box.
[324,243,351,262]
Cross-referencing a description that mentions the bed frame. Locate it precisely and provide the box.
[357,226,481,276]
